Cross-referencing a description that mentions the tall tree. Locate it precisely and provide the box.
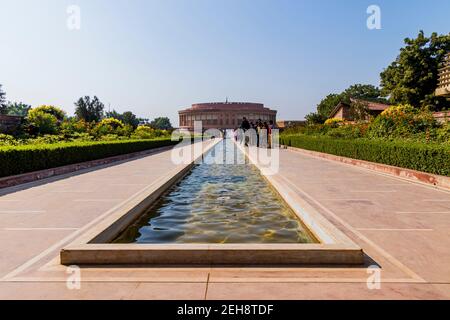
[150,117,173,130]
[308,84,386,123]
[74,96,104,122]
[105,109,122,120]
[380,31,450,110]
[121,111,139,128]
[2,102,31,117]
[316,94,343,119]
[341,84,385,103]
[305,112,327,125]
[105,109,140,128]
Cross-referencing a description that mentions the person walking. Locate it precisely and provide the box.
[240,117,250,146]
[268,120,275,149]
[241,117,250,131]
[256,119,263,148]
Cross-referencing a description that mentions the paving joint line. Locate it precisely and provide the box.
[277,174,426,283]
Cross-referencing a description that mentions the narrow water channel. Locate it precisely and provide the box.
[114,139,316,244]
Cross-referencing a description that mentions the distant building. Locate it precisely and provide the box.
[436,53,450,98]
[0,115,22,134]
[328,98,448,123]
[328,98,391,121]
[178,102,277,131]
[276,120,306,129]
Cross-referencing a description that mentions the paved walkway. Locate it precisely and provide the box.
[0,145,449,299]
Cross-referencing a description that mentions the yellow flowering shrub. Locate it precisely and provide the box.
[324,118,344,127]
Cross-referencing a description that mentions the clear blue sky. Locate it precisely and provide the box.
[1,0,449,125]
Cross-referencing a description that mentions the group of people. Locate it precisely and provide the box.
[233,117,276,148]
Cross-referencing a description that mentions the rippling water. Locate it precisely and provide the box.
[114,139,316,244]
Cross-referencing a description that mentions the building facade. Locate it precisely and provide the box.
[0,115,22,134]
[276,120,306,129]
[436,53,450,98]
[328,99,391,121]
[178,102,277,131]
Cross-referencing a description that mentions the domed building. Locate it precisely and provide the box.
[178,101,277,131]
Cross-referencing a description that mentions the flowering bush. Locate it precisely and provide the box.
[92,118,125,136]
[29,105,66,122]
[27,110,59,135]
[132,125,155,139]
[131,126,170,139]
[97,118,124,129]
[60,119,90,135]
[324,118,344,127]
[281,105,446,144]
[367,104,437,139]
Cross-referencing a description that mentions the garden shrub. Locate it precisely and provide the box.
[29,105,66,122]
[116,124,134,137]
[367,104,437,139]
[282,124,330,136]
[92,118,125,136]
[98,117,125,129]
[0,138,179,177]
[68,132,94,142]
[27,110,59,135]
[27,134,66,145]
[133,125,156,139]
[0,134,18,146]
[435,122,450,144]
[99,134,123,141]
[325,123,365,139]
[280,134,450,176]
[324,118,344,127]
[60,119,90,135]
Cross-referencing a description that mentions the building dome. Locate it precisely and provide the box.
[178,102,277,130]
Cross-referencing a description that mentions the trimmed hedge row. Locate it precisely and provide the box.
[280,135,450,176]
[0,138,179,178]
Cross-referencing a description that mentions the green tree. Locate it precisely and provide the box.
[121,111,139,128]
[137,117,149,125]
[341,84,386,104]
[305,112,327,125]
[74,96,104,122]
[106,109,140,128]
[380,31,450,110]
[316,94,343,119]
[1,102,31,117]
[150,117,173,130]
[105,109,122,120]
[310,84,386,123]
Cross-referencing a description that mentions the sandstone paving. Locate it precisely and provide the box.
[0,145,449,299]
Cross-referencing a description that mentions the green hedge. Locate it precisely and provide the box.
[0,138,179,178]
[280,135,450,176]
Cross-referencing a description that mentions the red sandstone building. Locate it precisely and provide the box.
[328,98,391,121]
[178,102,277,131]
